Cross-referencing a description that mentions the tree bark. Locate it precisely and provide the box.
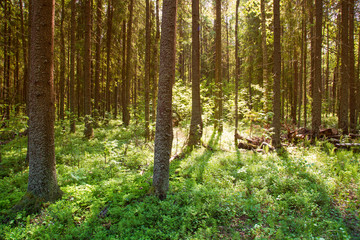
[153,0,177,200]
[311,0,322,138]
[339,0,349,134]
[94,0,102,118]
[272,0,281,148]
[349,0,356,133]
[27,0,62,202]
[106,0,113,115]
[122,0,134,126]
[145,0,151,140]
[84,0,93,138]
[188,0,202,147]
[235,0,240,146]
[59,0,66,121]
[70,0,76,133]
[214,0,222,132]
[261,0,269,111]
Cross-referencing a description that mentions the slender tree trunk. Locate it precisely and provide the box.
[349,0,356,133]
[145,0,151,140]
[70,0,76,133]
[121,19,127,122]
[188,0,202,147]
[122,0,134,126]
[339,0,349,134]
[312,0,322,138]
[19,0,28,108]
[84,0,93,138]
[235,0,240,146]
[106,0,113,115]
[261,0,269,111]
[59,0,65,121]
[151,0,160,125]
[292,49,298,125]
[94,0,102,118]
[153,0,177,200]
[272,0,281,148]
[214,0,222,132]
[27,0,62,203]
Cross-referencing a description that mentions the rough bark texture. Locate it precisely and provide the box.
[272,0,281,148]
[27,0,62,202]
[339,0,349,134]
[84,0,93,138]
[70,0,76,133]
[153,0,177,200]
[214,0,223,132]
[311,0,322,138]
[188,0,202,147]
[145,0,151,141]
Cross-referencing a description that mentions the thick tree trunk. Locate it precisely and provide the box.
[188,0,202,147]
[27,0,62,202]
[84,0,93,138]
[312,0,322,138]
[272,0,281,148]
[153,0,177,200]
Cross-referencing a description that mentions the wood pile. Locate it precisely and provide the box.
[236,127,360,152]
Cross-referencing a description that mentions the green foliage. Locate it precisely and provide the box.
[0,119,359,239]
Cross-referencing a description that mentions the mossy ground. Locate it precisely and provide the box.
[0,118,359,239]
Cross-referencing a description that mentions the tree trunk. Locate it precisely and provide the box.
[151,0,160,125]
[145,0,151,140]
[84,0,93,138]
[122,0,134,126]
[235,0,240,146]
[27,0,62,202]
[272,0,281,148]
[94,0,102,118]
[153,0,177,200]
[311,0,322,138]
[261,0,269,111]
[349,0,356,133]
[106,0,113,115]
[59,0,65,121]
[214,0,222,132]
[339,0,349,134]
[188,0,202,147]
[70,0,76,133]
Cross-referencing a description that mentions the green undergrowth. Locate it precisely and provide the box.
[0,119,359,239]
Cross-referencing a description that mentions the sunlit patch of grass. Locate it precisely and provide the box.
[0,121,359,239]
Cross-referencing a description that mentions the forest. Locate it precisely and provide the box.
[0,0,360,238]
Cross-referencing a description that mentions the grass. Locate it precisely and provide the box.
[0,117,359,239]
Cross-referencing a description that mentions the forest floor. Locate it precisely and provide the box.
[0,117,359,239]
